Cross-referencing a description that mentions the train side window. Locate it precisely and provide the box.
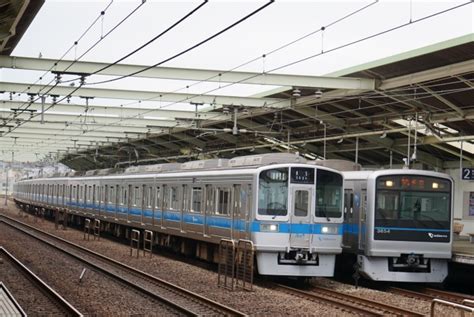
[216,187,230,216]
[191,187,202,213]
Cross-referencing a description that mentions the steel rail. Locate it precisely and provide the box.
[310,285,426,316]
[420,288,474,304]
[0,247,83,316]
[0,215,247,317]
[388,286,474,305]
[274,284,383,316]
[276,283,426,316]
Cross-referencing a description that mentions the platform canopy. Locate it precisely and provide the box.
[0,12,473,171]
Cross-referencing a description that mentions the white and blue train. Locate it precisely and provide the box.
[13,153,344,277]
[340,167,453,283]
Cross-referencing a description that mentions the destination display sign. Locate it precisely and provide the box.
[291,167,314,184]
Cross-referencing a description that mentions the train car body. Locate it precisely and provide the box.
[13,154,344,277]
[342,169,453,283]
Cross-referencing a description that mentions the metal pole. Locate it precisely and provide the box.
[460,140,463,172]
[287,130,290,153]
[3,159,7,206]
[407,119,411,168]
[389,150,393,169]
[355,136,359,165]
[41,96,45,124]
[323,123,326,160]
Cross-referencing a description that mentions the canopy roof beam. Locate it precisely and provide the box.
[0,55,375,90]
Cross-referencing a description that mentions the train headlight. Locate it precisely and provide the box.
[260,223,279,232]
[321,225,338,234]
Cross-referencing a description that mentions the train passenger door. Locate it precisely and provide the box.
[358,189,367,251]
[343,189,354,248]
[203,184,213,237]
[232,184,251,241]
[289,186,313,249]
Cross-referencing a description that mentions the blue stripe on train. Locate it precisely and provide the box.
[61,202,341,235]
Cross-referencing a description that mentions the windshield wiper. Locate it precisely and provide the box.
[319,208,330,222]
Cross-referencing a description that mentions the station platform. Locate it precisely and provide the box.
[452,236,474,265]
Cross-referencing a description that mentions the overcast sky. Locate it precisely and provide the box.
[2,0,472,100]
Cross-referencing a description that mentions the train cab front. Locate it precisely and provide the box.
[360,173,452,283]
[253,166,344,277]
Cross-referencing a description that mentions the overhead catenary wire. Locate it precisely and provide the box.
[2,1,472,161]
[0,0,274,142]
[0,0,120,123]
[85,0,275,86]
[0,0,380,131]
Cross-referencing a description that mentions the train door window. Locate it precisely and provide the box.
[233,184,242,217]
[88,186,93,204]
[93,185,97,205]
[344,189,354,218]
[120,186,128,206]
[182,185,189,212]
[100,186,105,204]
[142,185,147,209]
[216,187,230,216]
[163,185,170,210]
[133,186,140,207]
[240,185,249,218]
[62,185,65,204]
[294,190,309,217]
[170,186,179,210]
[115,186,120,205]
[79,186,83,204]
[145,186,152,209]
[107,186,114,204]
[191,187,202,213]
[205,185,214,214]
[155,186,161,210]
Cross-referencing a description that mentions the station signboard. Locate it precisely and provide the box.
[461,168,474,180]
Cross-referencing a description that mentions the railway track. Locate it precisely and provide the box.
[389,286,474,304]
[274,283,424,316]
[0,247,82,316]
[0,214,247,317]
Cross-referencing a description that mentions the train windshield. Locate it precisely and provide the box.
[315,170,343,219]
[375,175,451,230]
[258,168,288,216]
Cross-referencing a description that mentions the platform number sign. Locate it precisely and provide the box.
[462,168,474,180]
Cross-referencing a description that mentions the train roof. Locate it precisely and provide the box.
[17,154,345,183]
[343,169,452,181]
